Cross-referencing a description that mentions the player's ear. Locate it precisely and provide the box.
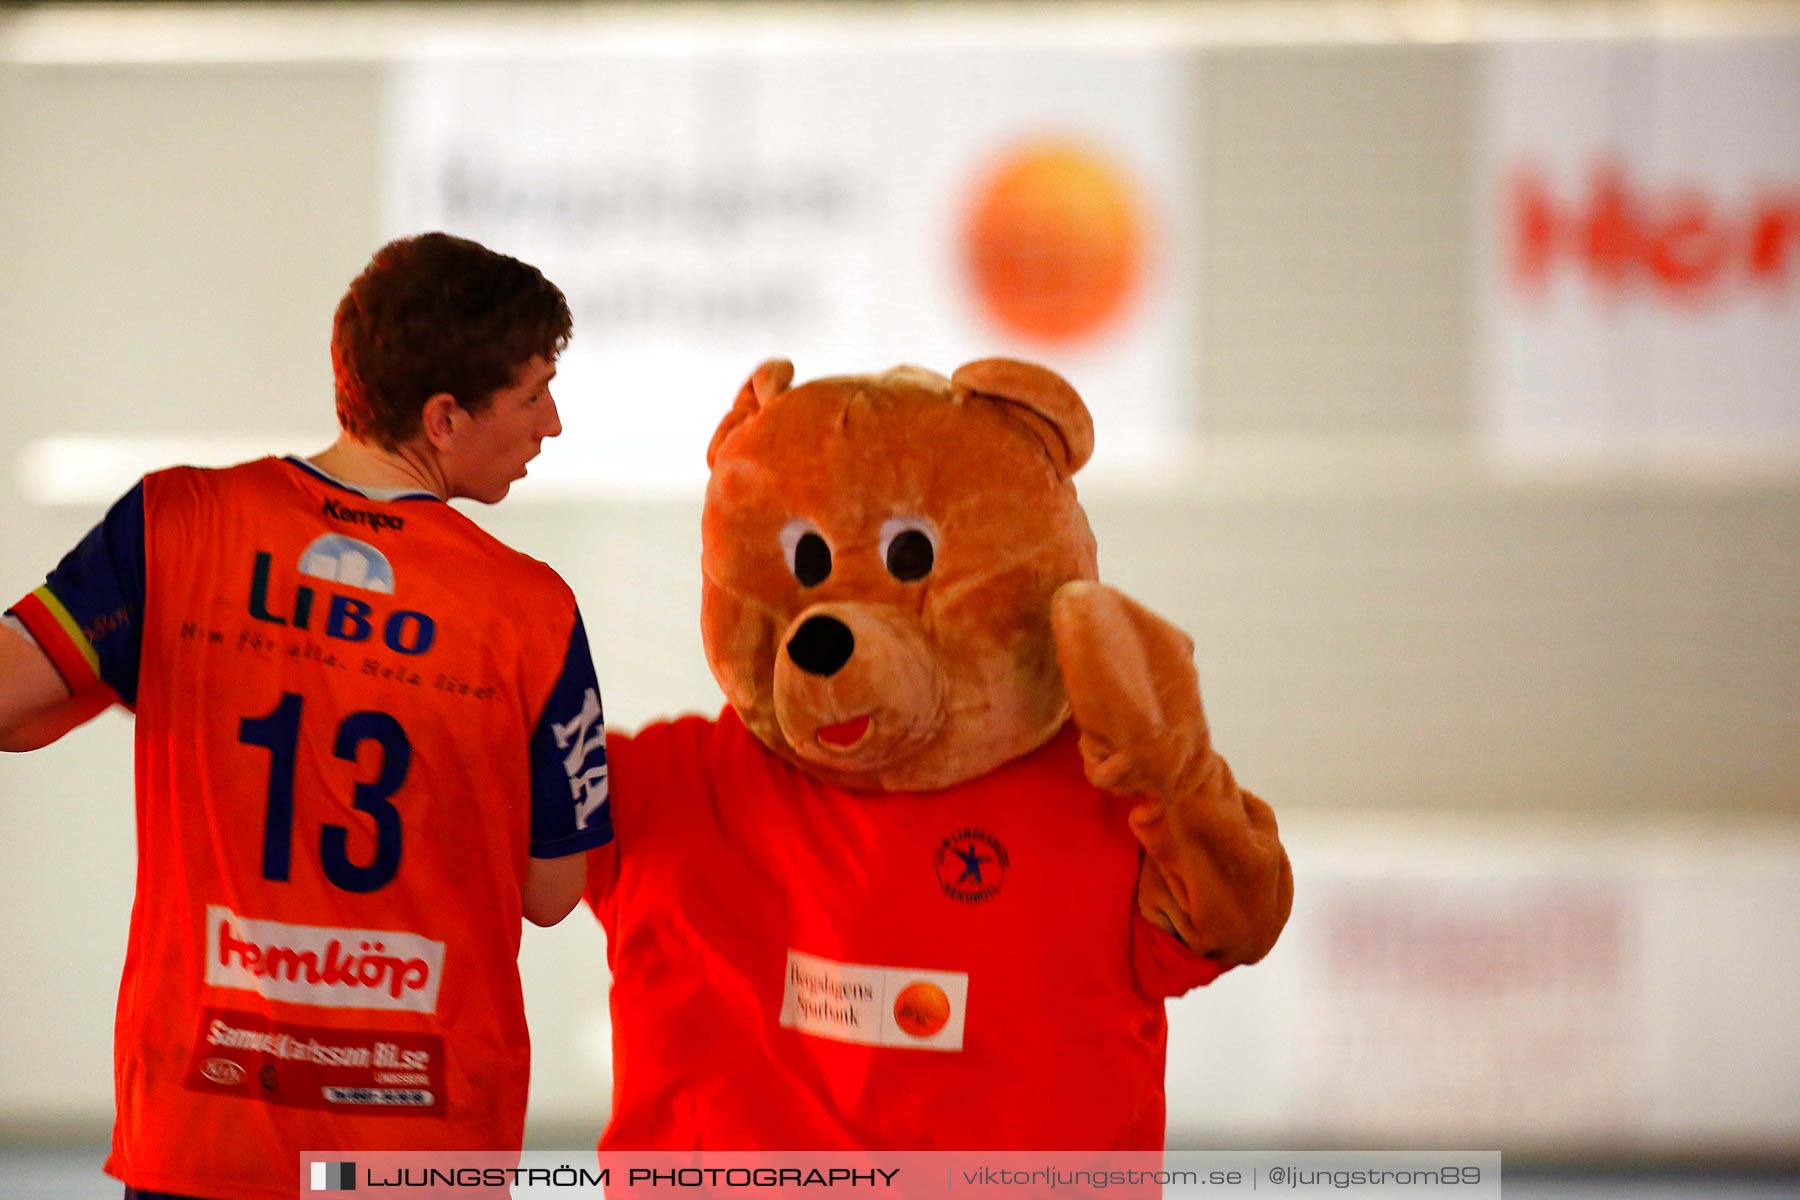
[420,392,460,450]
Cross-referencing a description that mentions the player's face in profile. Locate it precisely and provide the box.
[456,355,562,503]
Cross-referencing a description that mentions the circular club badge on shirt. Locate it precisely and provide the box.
[933,828,1009,903]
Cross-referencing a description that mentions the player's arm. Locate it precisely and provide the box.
[522,853,588,927]
[524,605,613,926]
[4,483,146,752]
[0,621,112,751]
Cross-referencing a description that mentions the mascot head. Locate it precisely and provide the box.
[700,358,1099,791]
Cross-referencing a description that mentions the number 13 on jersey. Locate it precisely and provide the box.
[239,692,414,893]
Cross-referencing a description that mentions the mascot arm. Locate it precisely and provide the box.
[583,716,720,953]
[584,838,622,928]
[583,726,648,939]
[1052,581,1294,969]
[1133,901,1232,998]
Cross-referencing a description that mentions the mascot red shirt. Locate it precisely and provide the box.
[588,359,1292,1151]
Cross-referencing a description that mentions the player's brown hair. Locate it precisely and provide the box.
[331,232,573,448]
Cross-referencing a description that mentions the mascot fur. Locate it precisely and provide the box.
[587,358,1292,1149]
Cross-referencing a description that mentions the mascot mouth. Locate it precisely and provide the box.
[815,714,874,751]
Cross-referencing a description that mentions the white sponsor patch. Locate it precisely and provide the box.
[204,904,445,1013]
[778,948,968,1052]
[320,1086,436,1107]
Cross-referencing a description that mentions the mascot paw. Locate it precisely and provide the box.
[1051,580,1212,803]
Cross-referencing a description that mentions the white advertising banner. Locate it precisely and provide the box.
[1478,39,1800,463]
[383,32,1196,492]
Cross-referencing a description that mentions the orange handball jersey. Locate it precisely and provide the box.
[589,710,1226,1151]
[7,457,611,1200]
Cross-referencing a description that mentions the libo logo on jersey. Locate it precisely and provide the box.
[247,536,435,656]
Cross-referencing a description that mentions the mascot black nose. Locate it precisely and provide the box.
[786,615,855,677]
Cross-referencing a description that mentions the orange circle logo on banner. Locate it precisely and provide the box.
[893,981,952,1038]
[962,141,1146,343]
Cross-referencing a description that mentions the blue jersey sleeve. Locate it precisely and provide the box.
[526,608,613,857]
[6,482,147,706]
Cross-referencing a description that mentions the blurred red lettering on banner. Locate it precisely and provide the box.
[1510,160,1798,301]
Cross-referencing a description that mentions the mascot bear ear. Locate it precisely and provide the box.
[951,358,1094,479]
[707,359,796,467]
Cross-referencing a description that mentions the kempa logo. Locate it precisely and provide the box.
[322,497,404,533]
[310,1161,356,1191]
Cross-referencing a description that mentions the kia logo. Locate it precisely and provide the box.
[200,1057,247,1086]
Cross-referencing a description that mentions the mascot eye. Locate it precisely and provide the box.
[779,520,832,587]
[879,517,937,583]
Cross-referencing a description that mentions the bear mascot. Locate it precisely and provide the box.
[585,357,1292,1150]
